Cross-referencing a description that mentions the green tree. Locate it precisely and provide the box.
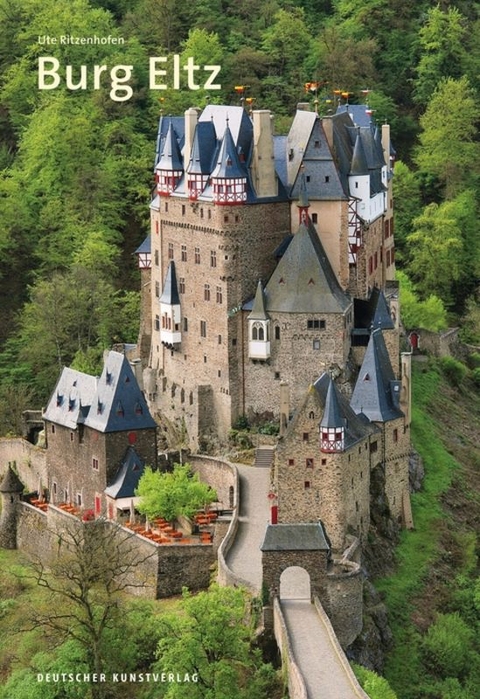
[135,464,217,524]
[406,202,464,305]
[26,519,155,699]
[391,161,422,259]
[397,270,447,332]
[152,586,279,698]
[414,77,479,199]
[413,6,468,106]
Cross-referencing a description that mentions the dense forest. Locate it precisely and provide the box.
[1,0,480,429]
[1,2,480,698]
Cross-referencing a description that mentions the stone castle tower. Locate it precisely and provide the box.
[138,102,398,449]
[0,465,24,549]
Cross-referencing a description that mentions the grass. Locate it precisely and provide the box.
[376,364,462,697]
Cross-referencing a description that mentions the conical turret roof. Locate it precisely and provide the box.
[320,376,345,429]
[350,132,369,176]
[0,465,24,493]
[248,281,269,321]
[211,125,245,179]
[156,123,183,172]
[160,261,180,306]
[350,329,403,422]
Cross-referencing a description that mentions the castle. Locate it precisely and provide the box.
[0,101,413,660]
[135,101,412,553]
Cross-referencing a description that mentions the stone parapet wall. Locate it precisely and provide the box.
[189,455,236,509]
[312,596,369,697]
[0,438,47,494]
[273,598,308,699]
[323,560,364,648]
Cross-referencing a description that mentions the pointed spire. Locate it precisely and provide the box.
[0,465,24,493]
[160,261,180,305]
[349,131,369,175]
[249,281,268,321]
[320,377,345,429]
[371,289,395,330]
[157,123,183,172]
[350,329,403,422]
[211,125,245,179]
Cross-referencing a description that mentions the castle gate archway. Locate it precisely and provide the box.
[280,566,311,600]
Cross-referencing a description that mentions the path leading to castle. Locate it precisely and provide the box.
[282,600,367,699]
[225,462,271,593]
[224,460,367,699]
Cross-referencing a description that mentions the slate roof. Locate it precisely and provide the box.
[289,114,347,201]
[105,447,146,500]
[336,104,374,128]
[261,522,330,551]
[154,116,184,170]
[313,373,377,448]
[264,220,351,314]
[0,465,24,493]
[354,287,395,331]
[134,234,151,255]
[43,367,97,430]
[248,281,268,321]
[320,377,345,429]
[44,352,156,434]
[350,329,403,422]
[156,122,183,173]
[160,261,180,306]
[350,132,369,176]
[187,121,217,175]
[211,125,246,179]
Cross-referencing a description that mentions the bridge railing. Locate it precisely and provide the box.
[312,596,370,699]
[273,597,308,699]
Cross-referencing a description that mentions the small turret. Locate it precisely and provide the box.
[248,281,270,360]
[211,125,247,205]
[319,378,345,453]
[160,261,181,346]
[155,123,183,196]
[0,465,24,549]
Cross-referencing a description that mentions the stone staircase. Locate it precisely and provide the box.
[253,446,275,469]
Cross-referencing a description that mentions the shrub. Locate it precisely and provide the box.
[422,613,474,678]
[438,356,467,386]
[353,664,398,699]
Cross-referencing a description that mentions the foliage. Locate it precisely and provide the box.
[438,356,467,388]
[135,464,217,523]
[150,585,280,699]
[352,663,398,699]
[414,77,479,199]
[396,271,447,332]
[20,519,156,699]
[422,613,474,678]
[460,297,480,345]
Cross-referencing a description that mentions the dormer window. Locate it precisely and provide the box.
[56,393,63,407]
[68,398,75,412]
[134,402,143,416]
[97,401,103,414]
[106,371,113,385]
[116,402,124,417]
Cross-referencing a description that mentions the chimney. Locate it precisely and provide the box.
[184,107,199,191]
[279,382,290,436]
[381,123,390,166]
[322,116,334,150]
[250,110,277,198]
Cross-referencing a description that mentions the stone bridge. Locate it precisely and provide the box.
[220,460,369,699]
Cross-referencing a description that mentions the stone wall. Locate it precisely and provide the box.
[0,438,47,494]
[45,423,157,512]
[189,455,236,509]
[275,390,371,552]
[323,561,364,648]
[244,308,353,419]
[273,598,308,699]
[262,549,329,601]
[149,196,291,444]
[312,596,369,695]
